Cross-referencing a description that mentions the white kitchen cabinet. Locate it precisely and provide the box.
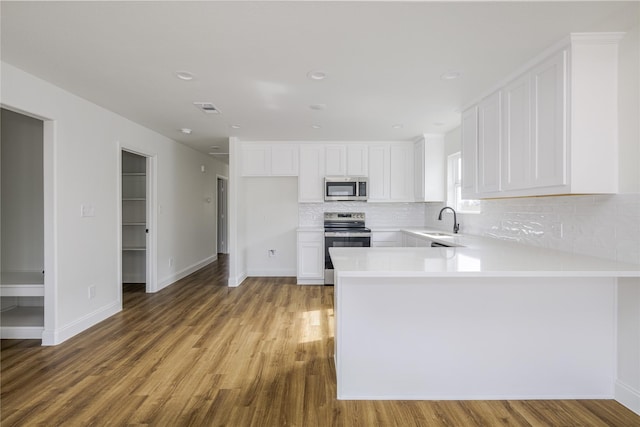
[369,143,414,203]
[297,230,324,285]
[271,144,299,176]
[463,33,622,198]
[346,144,368,176]
[389,144,414,202]
[414,135,445,202]
[461,107,478,199]
[325,144,347,176]
[477,91,501,194]
[530,49,567,189]
[241,143,298,177]
[371,231,402,247]
[501,73,531,191]
[298,144,325,203]
[241,144,270,176]
[368,144,390,201]
[324,143,368,177]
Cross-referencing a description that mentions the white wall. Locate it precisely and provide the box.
[1,109,44,272]
[243,177,298,276]
[1,62,224,344]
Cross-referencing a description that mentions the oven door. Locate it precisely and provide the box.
[324,234,371,284]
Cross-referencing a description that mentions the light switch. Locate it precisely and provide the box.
[81,204,95,217]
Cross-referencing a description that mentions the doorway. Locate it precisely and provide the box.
[217,177,228,254]
[0,108,45,340]
[120,150,155,296]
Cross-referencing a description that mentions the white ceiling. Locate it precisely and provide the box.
[1,1,638,163]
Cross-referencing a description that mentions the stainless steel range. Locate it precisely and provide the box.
[324,212,371,285]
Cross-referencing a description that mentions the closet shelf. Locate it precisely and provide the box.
[123,247,146,251]
[1,272,45,297]
[123,198,146,201]
[1,307,44,339]
[122,222,146,226]
[122,172,146,176]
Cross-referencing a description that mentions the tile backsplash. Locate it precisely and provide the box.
[299,202,426,228]
[425,194,640,265]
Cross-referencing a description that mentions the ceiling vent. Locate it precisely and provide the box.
[193,102,221,114]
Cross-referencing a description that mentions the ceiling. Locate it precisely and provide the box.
[1,1,638,163]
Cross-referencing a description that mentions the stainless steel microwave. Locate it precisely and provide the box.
[324,177,368,202]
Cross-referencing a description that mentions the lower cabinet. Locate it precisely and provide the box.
[297,230,324,285]
[371,231,402,247]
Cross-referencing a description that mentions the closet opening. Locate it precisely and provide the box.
[121,150,152,299]
[0,108,45,340]
[217,176,228,255]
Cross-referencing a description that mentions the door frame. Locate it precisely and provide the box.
[217,175,229,254]
[117,144,158,295]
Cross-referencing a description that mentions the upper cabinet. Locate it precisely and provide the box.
[241,143,298,177]
[477,91,502,195]
[368,142,414,203]
[461,107,479,199]
[324,143,369,176]
[298,144,325,203]
[414,135,445,202]
[462,32,623,199]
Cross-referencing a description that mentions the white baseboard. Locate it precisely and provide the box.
[41,301,121,346]
[156,255,217,292]
[297,279,325,285]
[616,380,640,415]
[246,269,296,277]
[228,272,247,287]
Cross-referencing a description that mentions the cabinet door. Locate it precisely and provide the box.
[297,231,324,280]
[501,74,531,191]
[325,144,346,176]
[371,231,401,247]
[241,144,270,176]
[368,144,390,201]
[389,144,414,201]
[414,135,445,202]
[461,107,478,199]
[298,145,325,203]
[478,91,501,194]
[346,144,368,176]
[531,50,567,189]
[271,144,299,176]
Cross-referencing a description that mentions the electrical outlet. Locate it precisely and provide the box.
[88,285,96,300]
[268,249,276,257]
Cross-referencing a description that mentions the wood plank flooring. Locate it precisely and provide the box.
[2,255,639,426]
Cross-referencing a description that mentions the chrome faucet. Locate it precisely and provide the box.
[437,206,460,234]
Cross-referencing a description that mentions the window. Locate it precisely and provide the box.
[447,152,480,213]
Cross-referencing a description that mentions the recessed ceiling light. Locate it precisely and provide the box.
[311,125,321,129]
[175,71,195,81]
[310,103,327,110]
[180,128,192,134]
[392,124,403,129]
[230,124,241,129]
[440,71,461,80]
[307,70,327,81]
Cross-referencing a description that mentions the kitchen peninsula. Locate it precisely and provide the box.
[329,235,640,401]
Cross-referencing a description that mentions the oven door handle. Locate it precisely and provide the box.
[324,232,372,237]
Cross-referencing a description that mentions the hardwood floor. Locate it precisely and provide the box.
[2,255,639,426]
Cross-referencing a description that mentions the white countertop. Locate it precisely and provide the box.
[329,231,640,277]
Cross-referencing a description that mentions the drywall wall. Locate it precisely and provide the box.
[1,108,44,272]
[243,177,298,276]
[1,62,223,344]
